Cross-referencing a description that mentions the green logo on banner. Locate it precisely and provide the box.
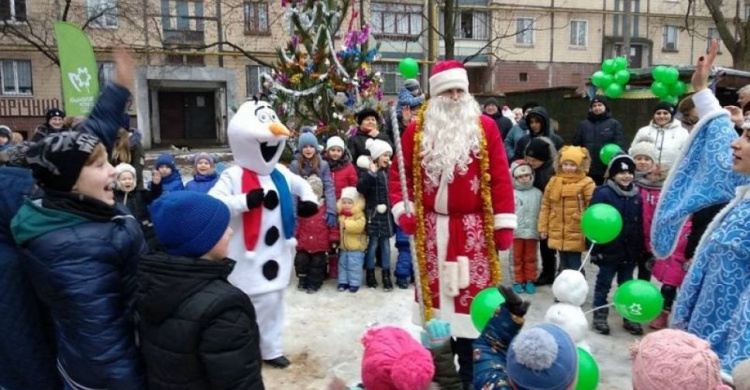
[54,22,99,116]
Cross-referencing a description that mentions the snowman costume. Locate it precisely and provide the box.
[210,100,317,365]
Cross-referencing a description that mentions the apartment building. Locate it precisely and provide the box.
[0,0,739,147]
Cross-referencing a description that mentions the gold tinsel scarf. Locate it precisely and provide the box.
[412,104,502,321]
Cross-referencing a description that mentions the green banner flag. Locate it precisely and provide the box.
[54,22,99,116]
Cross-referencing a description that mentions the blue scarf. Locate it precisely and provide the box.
[270,169,295,239]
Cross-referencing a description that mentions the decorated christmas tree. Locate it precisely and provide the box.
[264,0,382,137]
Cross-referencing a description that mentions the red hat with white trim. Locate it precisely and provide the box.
[429,60,469,97]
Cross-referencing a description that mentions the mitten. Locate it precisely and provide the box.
[398,213,417,235]
[325,213,337,227]
[341,209,353,217]
[498,285,530,317]
[420,319,452,349]
[493,229,514,251]
[246,188,264,209]
[298,201,318,217]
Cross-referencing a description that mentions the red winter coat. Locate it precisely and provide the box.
[295,203,331,253]
[330,162,358,199]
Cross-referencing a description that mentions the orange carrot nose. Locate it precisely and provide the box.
[269,122,291,137]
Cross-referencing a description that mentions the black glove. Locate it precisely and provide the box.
[298,200,318,217]
[246,188,265,209]
[498,285,530,318]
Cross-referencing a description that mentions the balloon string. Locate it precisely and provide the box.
[584,303,613,315]
[579,244,596,272]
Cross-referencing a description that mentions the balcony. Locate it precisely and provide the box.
[163,29,205,46]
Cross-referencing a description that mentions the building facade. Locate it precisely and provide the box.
[0,0,739,147]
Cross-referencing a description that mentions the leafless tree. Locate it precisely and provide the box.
[687,0,750,70]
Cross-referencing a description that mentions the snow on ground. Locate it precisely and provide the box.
[262,247,643,390]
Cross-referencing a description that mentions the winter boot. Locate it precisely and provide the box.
[512,283,524,294]
[593,308,610,335]
[297,276,308,291]
[337,283,349,292]
[366,269,378,289]
[525,282,536,295]
[623,319,644,335]
[396,278,409,289]
[382,270,393,292]
[649,310,670,330]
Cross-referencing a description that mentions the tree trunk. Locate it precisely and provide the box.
[732,44,750,71]
[444,0,455,60]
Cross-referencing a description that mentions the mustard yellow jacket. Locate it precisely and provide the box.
[337,197,368,251]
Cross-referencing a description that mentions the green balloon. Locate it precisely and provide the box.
[663,67,680,84]
[650,81,669,98]
[614,56,628,71]
[398,58,419,79]
[614,69,630,85]
[652,65,668,82]
[598,143,622,166]
[669,80,686,97]
[581,203,623,244]
[613,280,665,323]
[575,347,600,390]
[600,74,614,88]
[601,59,617,74]
[662,95,679,105]
[604,83,623,98]
[591,71,608,88]
[470,287,506,332]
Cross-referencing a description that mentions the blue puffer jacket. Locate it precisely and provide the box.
[151,154,185,194]
[0,168,59,390]
[10,200,146,390]
[589,181,644,264]
[185,172,219,193]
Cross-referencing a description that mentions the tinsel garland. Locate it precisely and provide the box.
[412,104,501,322]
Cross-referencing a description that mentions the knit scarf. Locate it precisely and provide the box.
[606,179,639,197]
[634,171,665,190]
[551,172,588,200]
[241,168,295,251]
[326,153,351,171]
[43,189,117,222]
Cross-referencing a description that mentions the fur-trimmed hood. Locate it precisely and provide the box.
[554,145,591,175]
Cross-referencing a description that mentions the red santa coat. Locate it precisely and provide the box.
[389,114,516,338]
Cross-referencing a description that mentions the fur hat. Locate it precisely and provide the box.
[558,146,587,168]
[429,60,469,97]
[149,191,231,258]
[629,137,659,162]
[607,154,636,177]
[306,174,323,199]
[193,152,216,167]
[115,163,137,180]
[360,326,435,390]
[524,137,554,163]
[357,108,380,125]
[298,128,319,151]
[366,139,393,161]
[733,359,750,390]
[506,324,578,390]
[45,108,65,123]
[631,329,731,390]
[25,131,102,192]
[326,136,346,151]
[340,186,359,202]
[0,125,11,140]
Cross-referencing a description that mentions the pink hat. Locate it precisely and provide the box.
[631,329,732,390]
[429,60,469,97]
[360,326,434,390]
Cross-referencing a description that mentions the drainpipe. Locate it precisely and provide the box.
[216,0,223,67]
[549,0,554,88]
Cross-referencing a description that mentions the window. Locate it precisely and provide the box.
[707,27,722,54]
[519,73,528,82]
[161,0,204,32]
[97,61,115,87]
[570,20,587,47]
[516,17,534,45]
[371,3,422,37]
[373,63,420,94]
[663,25,678,51]
[87,0,118,28]
[438,10,488,40]
[165,54,204,66]
[246,65,272,97]
[244,1,269,34]
[1,59,32,96]
[0,0,26,22]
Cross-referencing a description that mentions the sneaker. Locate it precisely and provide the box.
[512,283,524,294]
[525,282,536,295]
[337,284,349,292]
[349,286,359,293]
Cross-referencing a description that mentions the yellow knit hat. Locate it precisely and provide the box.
[559,146,586,167]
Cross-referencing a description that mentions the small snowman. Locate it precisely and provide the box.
[544,269,591,351]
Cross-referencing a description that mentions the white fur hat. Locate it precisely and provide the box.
[326,136,346,151]
[629,137,659,162]
[340,187,359,202]
[115,163,137,179]
[366,138,393,160]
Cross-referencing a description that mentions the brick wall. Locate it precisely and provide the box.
[494,61,600,93]
[2,117,43,140]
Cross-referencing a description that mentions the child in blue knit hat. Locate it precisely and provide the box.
[151,153,185,194]
[474,286,579,390]
[185,152,219,193]
[138,191,264,388]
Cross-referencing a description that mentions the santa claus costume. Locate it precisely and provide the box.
[209,99,317,368]
[389,60,516,386]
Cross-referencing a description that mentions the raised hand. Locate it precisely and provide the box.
[691,40,718,92]
[113,47,135,91]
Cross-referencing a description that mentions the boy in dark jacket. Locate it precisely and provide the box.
[138,191,264,390]
[572,96,625,185]
[590,154,644,336]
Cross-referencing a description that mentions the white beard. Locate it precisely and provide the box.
[421,94,482,187]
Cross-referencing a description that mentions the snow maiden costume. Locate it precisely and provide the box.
[652,89,750,374]
[209,99,317,368]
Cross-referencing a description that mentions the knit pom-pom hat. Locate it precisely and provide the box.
[360,326,434,390]
[298,127,319,151]
[631,329,732,390]
[506,324,578,390]
[629,137,659,162]
[366,138,393,161]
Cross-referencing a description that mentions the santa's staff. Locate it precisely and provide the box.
[389,106,426,322]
